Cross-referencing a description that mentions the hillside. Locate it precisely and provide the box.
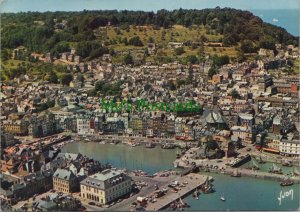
[1,8,299,79]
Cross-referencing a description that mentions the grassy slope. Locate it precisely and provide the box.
[102,25,238,62]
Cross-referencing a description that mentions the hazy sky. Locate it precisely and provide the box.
[1,0,299,12]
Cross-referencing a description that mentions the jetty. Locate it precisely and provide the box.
[146,173,208,210]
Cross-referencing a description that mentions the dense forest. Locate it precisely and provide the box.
[1,8,299,55]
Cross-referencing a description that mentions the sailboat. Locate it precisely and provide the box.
[251,158,260,170]
[293,167,300,176]
[176,150,181,159]
[258,155,266,164]
[220,193,226,201]
[269,163,283,174]
[192,189,200,199]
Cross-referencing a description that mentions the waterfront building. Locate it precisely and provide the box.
[3,120,28,136]
[80,170,132,205]
[76,113,92,135]
[231,126,254,144]
[279,133,300,158]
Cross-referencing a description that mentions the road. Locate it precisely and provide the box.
[71,133,196,148]
[108,175,179,211]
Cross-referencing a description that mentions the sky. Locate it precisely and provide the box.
[1,0,299,12]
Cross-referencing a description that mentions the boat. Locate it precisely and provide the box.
[280,176,294,186]
[130,143,138,147]
[282,160,293,167]
[220,195,226,201]
[176,150,181,159]
[231,169,241,177]
[293,167,300,176]
[201,177,215,193]
[251,158,260,170]
[258,155,266,164]
[269,163,283,174]
[162,143,175,149]
[145,142,155,148]
[192,189,200,199]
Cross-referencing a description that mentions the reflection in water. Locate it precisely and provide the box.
[61,141,300,211]
[62,142,177,174]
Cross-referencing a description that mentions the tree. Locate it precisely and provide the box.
[48,71,58,83]
[167,80,176,91]
[124,54,133,65]
[60,73,73,86]
[231,89,241,99]
[128,36,143,46]
[212,55,230,67]
[77,73,84,83]
[76,41,108,59]
[186,55,198,64]
[148,37,155,43]
[1,49,10,61]
[208,66,219,79]
[259,38,276,51]
[175,47,185,55]
[144,84,151,91]
[241,40,255,53]
[51,41,70,56]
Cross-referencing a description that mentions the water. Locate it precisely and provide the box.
[61,142,178,174]
[241,160,295,175]
[251,9,299,36]
[185,173,300,211]
[61,141,300,210]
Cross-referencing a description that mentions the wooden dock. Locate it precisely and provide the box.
[146,173,208,211]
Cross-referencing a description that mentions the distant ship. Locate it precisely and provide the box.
[272,18,279,22]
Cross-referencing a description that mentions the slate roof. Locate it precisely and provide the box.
[80,170,131,190]
[204,109,225,124]
[53,168,76,181]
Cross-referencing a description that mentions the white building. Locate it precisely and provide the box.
[76,114,91,135]
[279,136,300,158]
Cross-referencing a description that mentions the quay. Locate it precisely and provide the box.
[146,173,207,211]
[199,166,300,183]
[175,157,300,183]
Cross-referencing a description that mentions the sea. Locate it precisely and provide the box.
[251,9,299,36]
[62,142,300,211]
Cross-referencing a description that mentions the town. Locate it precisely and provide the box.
[1,7,300,212]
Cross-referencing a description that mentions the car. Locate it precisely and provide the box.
[88,202,96,206]
[247,148,251,151]
[136,206,145,211]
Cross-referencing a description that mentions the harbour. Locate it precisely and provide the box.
[62,141,300,210]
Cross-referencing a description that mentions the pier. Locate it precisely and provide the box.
[146,173,207,211]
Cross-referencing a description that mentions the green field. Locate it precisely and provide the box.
[96,24,238,59]
[104,25,222,45]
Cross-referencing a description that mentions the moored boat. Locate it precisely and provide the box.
[269,163,283,174]
[258,155,266,164]
[145,142,155,148]
[280,176,294,186]
[293,167,300,176]
[282,160,293,167]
